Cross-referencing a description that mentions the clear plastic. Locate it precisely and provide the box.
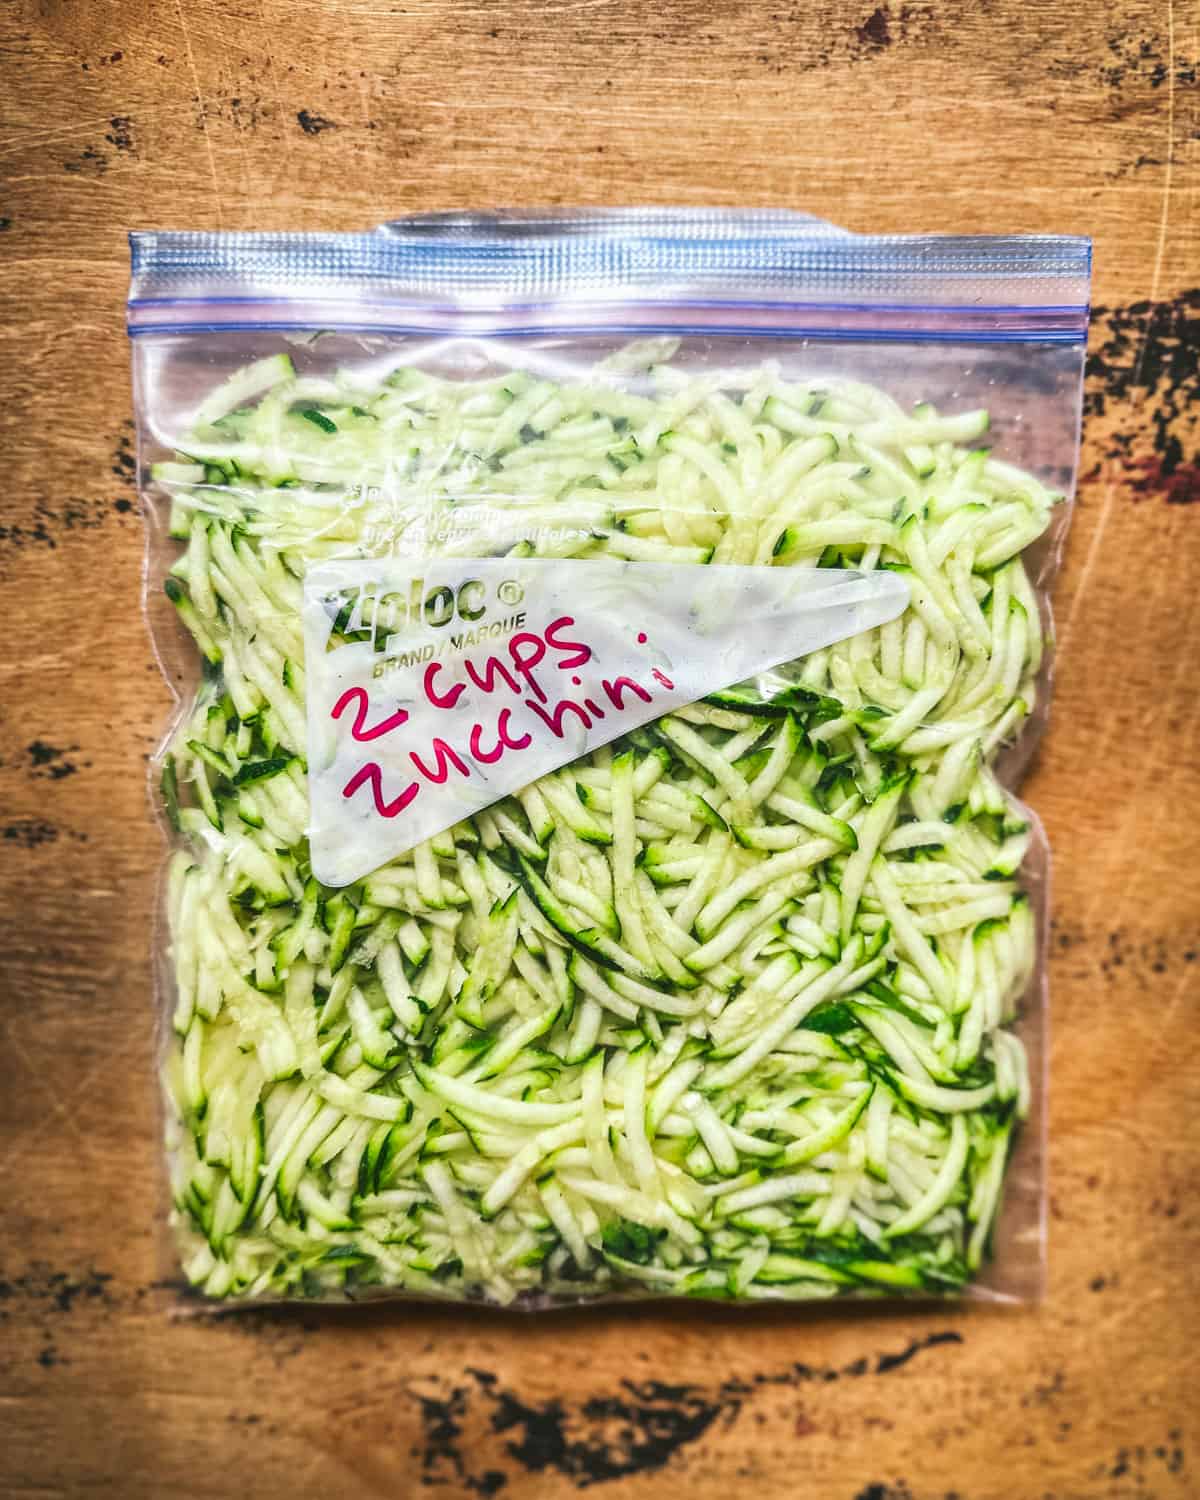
[128,213,1088,1309]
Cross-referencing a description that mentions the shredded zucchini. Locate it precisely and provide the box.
[155,349,1052,1304]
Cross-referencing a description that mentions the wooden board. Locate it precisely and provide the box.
[1,2,1198,1496]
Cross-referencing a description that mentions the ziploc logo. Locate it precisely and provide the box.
[302,558,909,887]
[321,573,531,657]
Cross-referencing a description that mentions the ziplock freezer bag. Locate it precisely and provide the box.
[128,212,1090,1307]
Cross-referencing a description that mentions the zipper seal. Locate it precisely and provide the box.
[128,217,1091,342]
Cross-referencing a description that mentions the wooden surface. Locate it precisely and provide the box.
[2,3,1199,1497]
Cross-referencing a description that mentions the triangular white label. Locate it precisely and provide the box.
[302,559,909,886]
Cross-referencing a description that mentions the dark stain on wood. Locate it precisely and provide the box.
[112,426,137,488]
[1091,926,1200,983]
[1085,290,1200,503]
[0,1267,115,1313]
[494,1380,729,1486]
[0,497,118,553]
[105,116,135,152]
[855,7,894,49]
[3,819,61,848]
[412,1333,962,1489]
[1091,1433,1187,1484]
[297,109,337,135]
[26,741,82,780]
[63,144,109,175]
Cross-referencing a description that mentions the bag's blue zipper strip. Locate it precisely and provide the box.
[128,223,1091,341]
[129,296,1089,315]
[128,320,1087,344]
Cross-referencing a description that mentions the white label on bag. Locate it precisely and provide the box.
[302,560,909,887]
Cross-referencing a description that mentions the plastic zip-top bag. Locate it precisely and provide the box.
[128,211,1090,1308]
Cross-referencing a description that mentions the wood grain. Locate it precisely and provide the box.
[1,2,1198,1497]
